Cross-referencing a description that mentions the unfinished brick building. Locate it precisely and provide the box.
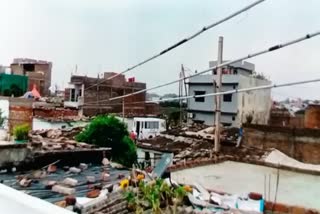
[64,72,158,116]
[10,58,52,96]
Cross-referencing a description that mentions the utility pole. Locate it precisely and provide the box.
[122,89,125,122]
[214,36,223,152]
[179,67,183,126]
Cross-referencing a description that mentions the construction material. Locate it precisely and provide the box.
[264,149,320,173]
[62,178,78,187]
[52,185,76,195]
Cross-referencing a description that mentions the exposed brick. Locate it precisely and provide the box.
[291,206,306,214]
[273,203,290,213]
[305,209,320,214]
[264,201,274,211]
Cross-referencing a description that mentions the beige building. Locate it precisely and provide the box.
[10,58,52,96]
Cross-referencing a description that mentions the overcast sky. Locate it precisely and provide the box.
[0,0,319,100]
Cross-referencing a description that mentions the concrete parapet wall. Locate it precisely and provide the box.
[244,125,320,164]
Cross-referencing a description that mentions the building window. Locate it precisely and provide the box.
[70,89,76,102]
[232,116,235,121]
[145,121,159,129]
[194,91,206,102]
[223,94,232,102]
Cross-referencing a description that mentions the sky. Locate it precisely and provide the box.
[0,0,319,100]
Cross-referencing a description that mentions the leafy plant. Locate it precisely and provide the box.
[124,179,187,213]
[75,115,137,167]
[13,124,30,141]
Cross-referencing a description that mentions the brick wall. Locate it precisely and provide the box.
[305,105,320,129]
[10,62,52,96]
[33,108,79,118]
[244,125,320,164]
[9,98,33,133]
[70,75,149,116]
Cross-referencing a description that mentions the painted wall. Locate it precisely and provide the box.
[237,75,272,126]
[0,99,9,130]
[244,125,320,164]
[188,73,271,127]
[32,118,88,131]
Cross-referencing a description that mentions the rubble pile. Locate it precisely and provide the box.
[0,159,130,213]
[165,124,239,142]
[138,129,266,166]
[29,127,95,151]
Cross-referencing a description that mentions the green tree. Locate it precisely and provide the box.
[76,115,137,167]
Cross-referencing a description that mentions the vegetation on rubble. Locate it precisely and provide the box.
[13,123,30,141]
[75,115,137,167]
[124,178,188,214]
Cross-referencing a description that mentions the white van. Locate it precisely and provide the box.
[132,117,166,139]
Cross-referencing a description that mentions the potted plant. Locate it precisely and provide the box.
[13,124,30,143]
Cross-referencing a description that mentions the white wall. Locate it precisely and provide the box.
[0,99,9,130]
[32,118,88,131]
[237,75,272,126]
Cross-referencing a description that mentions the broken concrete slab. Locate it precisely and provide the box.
[69,167,81,174]
[52,185,76,195]
[62,178,78,187]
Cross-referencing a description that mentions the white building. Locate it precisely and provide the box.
[187,61,272,127]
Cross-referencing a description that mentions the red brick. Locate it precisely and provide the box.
[291,206,306,214]
[264,201,273,211]
[305,209,320,214]
[273,203,289,213]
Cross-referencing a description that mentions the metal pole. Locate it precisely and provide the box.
[179,69,183,126]
[214,36,223,152]
[122,89,125,122]
[122,99,125,122]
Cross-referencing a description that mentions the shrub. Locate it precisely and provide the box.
[76,115,137,167]
[13,124,30,141]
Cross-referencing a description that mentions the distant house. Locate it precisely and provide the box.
[187,61,272,127]
[10,58,52,96]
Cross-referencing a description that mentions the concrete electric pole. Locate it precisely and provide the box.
[214,36,223,152]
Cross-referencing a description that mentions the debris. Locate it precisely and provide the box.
[103,183,114,193]
[79,163,88,170]
[86,189,100,198]
[101,172,110,181]
[249,192,262,200]
[19,178,32,187]
[65,195,77,206]
[110,161,125,169]
[62,178,78,187]
[65,206,74,211]
[185,206,193,214]
[194,182,211,201]
[47,164,57,173]
[66,144,75,150]
[0,169,7,174]
[86,176,96,184]
[44,180,57,189]
[11,167,16,173]
[69,167,81,174]
[55,200,67,208]
[46,129,62,139]
[32,170,47,179]
[102,158,110,166]
[52,185,76,195]
[117,174,125,179]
